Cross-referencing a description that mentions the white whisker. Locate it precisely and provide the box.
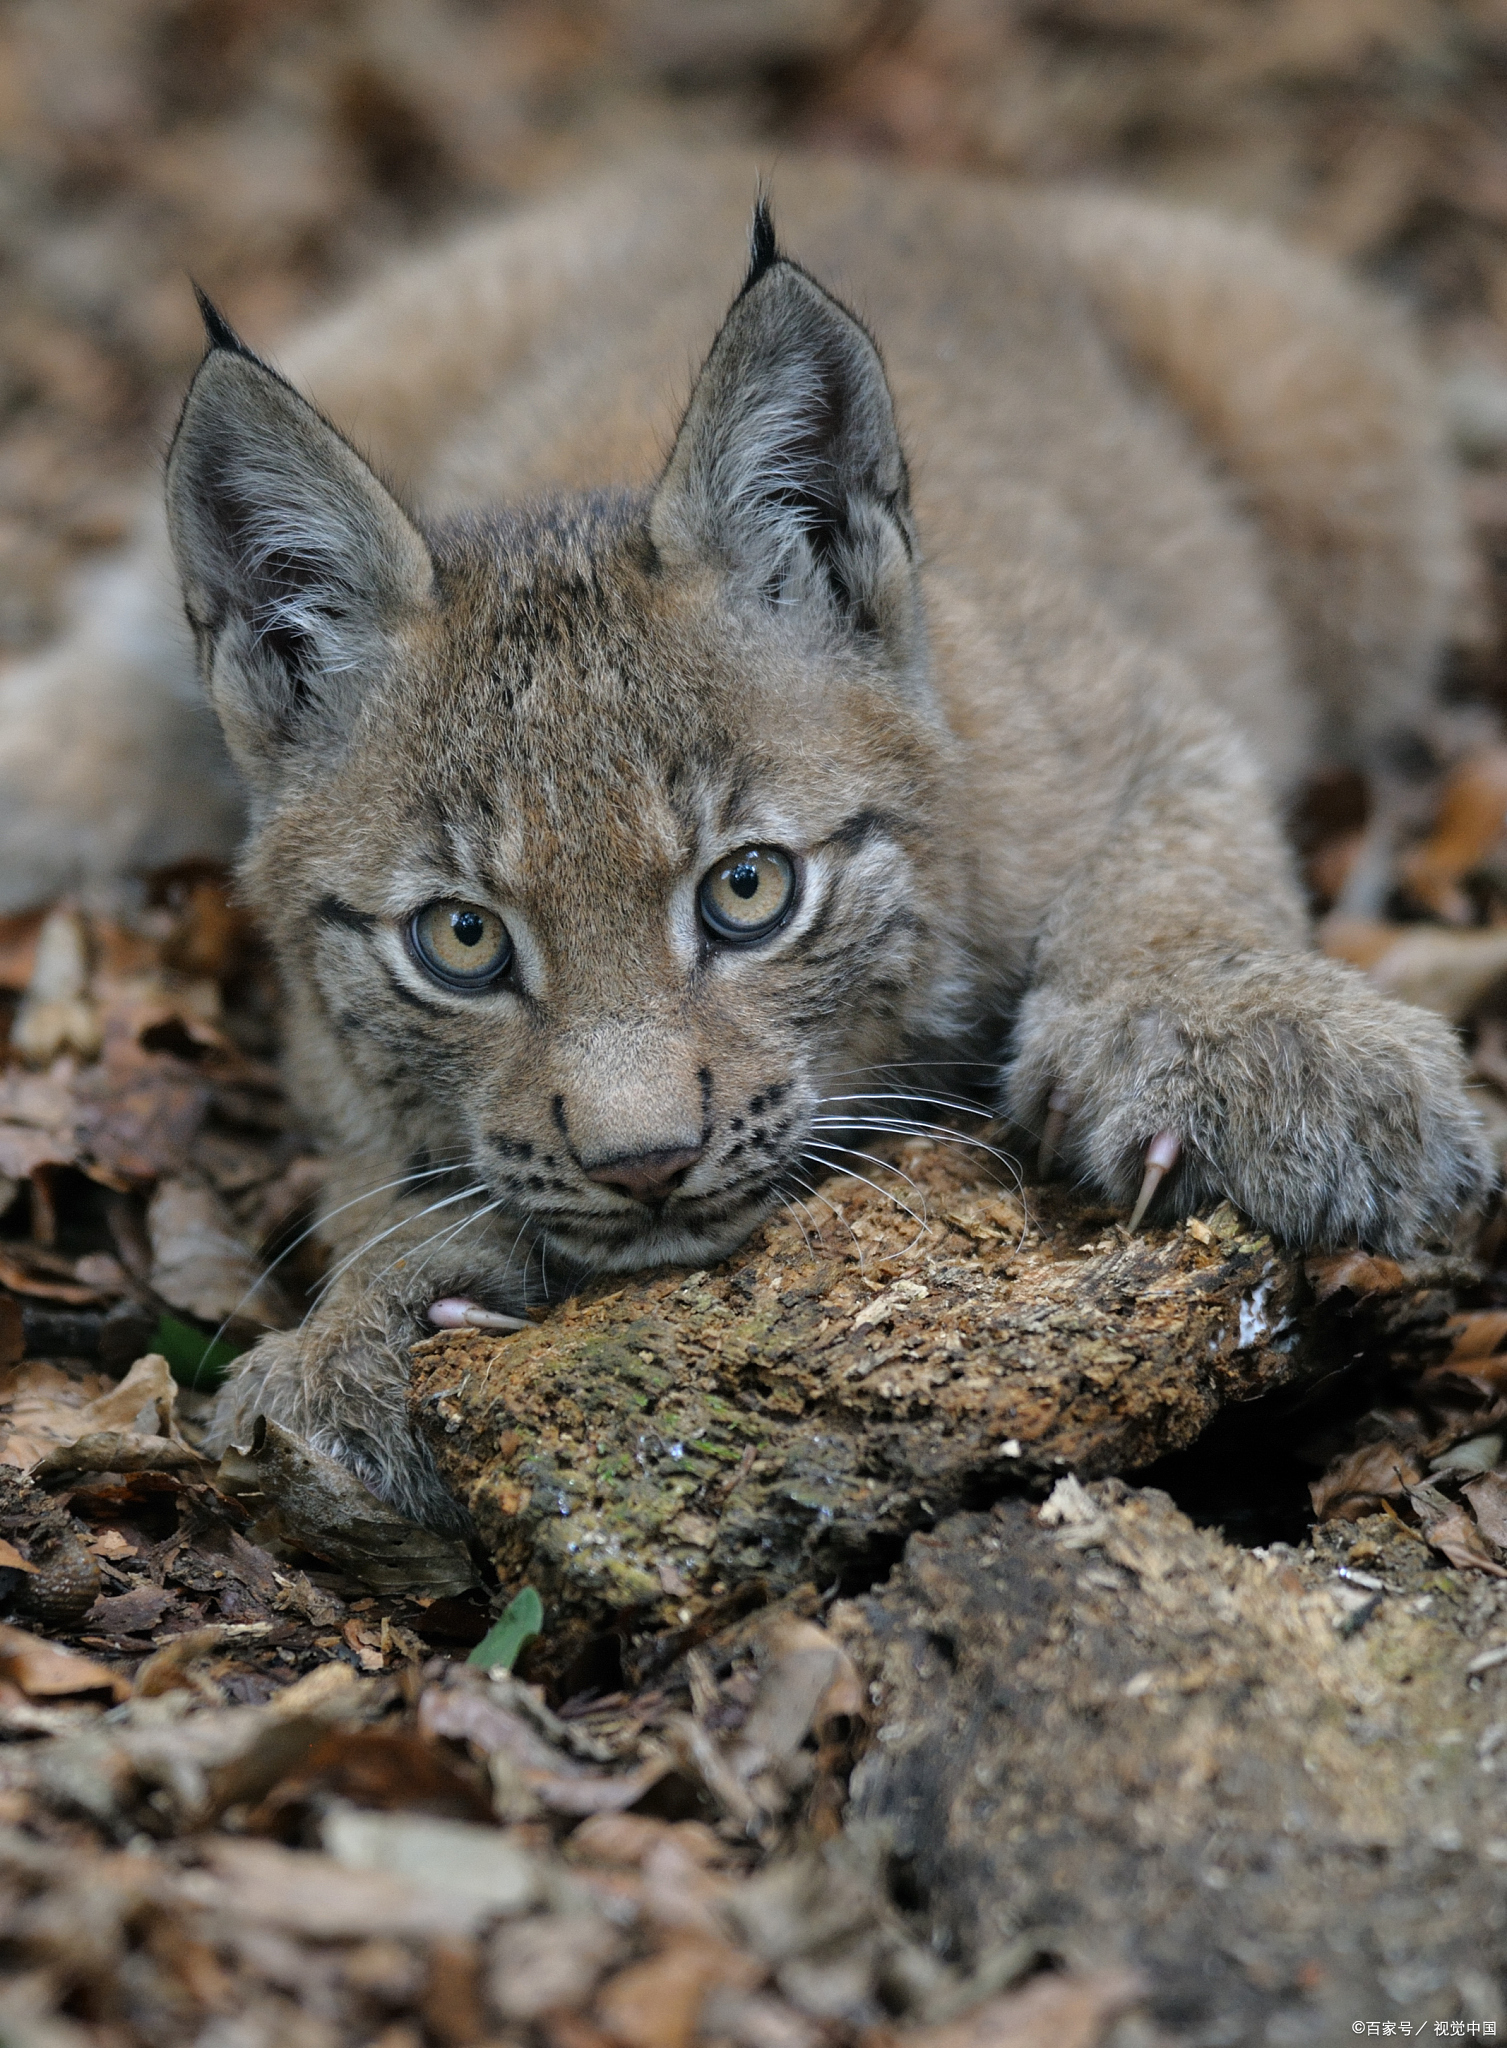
[816,1088,1001,1122]
[802,1143,928,1234]
[207,1156,476,1354]
[809,1091,1028,1205]
[372,1195,509,1297]
[781,1167,865,1262]
[822,1060,1000,1081]
[775,1188,818,1255]
[310,1182,489,1311]
[811,1114,1010,1158]
[810,1115,1026,1199]
[807,1141,922,1195]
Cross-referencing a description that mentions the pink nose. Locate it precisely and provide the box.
[584,1146,703,1203]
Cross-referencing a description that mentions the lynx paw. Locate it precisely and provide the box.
[206,1320,469,1536]
[1005,951,1494,1253]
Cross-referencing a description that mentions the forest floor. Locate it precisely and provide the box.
[9,4,1507,2044]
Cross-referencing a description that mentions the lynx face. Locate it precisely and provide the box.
[167,237,971,1284]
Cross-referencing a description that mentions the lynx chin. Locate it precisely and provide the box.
[1,151,1491,1530]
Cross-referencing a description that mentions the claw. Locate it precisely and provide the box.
[1127,1128,1182,1234]
[427,1296,528,1332]
[1039,1084,1072,1178]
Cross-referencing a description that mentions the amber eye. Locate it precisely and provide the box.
[698,846,796,943]
[410,901,513,987]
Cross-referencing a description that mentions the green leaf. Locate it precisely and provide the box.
[467,1585,544,1671]
[152,1313,248,1392]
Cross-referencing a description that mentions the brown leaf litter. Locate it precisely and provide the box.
[0,1581,1134,2048]
[9,3,1507,2039]
[0,831,1505,2045]
[1307,1267,1507,1580]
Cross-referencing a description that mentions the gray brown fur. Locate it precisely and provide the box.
[34,151,1500,1528]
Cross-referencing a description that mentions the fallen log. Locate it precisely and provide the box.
[411,1141,1340,1675]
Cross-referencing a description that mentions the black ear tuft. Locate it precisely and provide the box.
[191,283,256,361]
[740,192,781,300]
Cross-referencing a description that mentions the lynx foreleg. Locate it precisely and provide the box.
[205,1186,536,1533]
[1004,721,1492,1252]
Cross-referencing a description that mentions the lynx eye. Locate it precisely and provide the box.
[410,900,513,987]
[698,846,796,943]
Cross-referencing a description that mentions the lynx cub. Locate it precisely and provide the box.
[13,151,1493,1529]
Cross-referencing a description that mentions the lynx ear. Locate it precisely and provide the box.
[650,205,921,676]
[165,296,435,794]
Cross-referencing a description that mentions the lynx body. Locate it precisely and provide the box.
[4,151,1489,1528]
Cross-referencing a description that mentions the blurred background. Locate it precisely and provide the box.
[8,0,1507,692]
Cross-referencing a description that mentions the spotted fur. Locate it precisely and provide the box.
[28,152,1495,1528]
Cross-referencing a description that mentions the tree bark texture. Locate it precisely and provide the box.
[410,1146,1328,1670]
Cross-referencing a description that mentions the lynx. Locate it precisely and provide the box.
[3,151,1492,1530]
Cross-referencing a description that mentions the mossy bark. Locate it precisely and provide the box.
[410,1145,1327,1674]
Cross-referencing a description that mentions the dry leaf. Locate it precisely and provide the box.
[254,1724,493,1824]
[1462,1470,1507,1557]
[32,1430,211,1482]
[421,1682,572,1777]
[489,1913,627,2023]
[3,1352,188,1477]
[1442,1311,1507,1363]
[0,1359,117,1470]
[1320,918,1507,1022]
[1304,1250,1406,1302]
[183,1837,505,1940]
[570,1814,728,1872]
[147,1175,284,1329]
[1421,1504,1507,1576]
[1311,1440,1425,1521]
[86,1585,175,1638]
[1397,745,1507,922]
[0,1067,78,1212]
[0,1118,77,1182]
[0,1296,20,1371]
[267,1661,367,1720]
[1406,1483,1507,1576]
[10,908,101,1065]
[724,1617,866,1812]
[216,1416,478,1598]
[0,1242,107,1304]
[419,1682,669,1815]
[322,1806,540,1916]
[0,912,43,995]
[594,1933,763,2048]
[134,1624,266,1697]
[0,1622,127,1700]
[77,1352,180,1435]
[638,1829,739,1939]
[73,1056,211,1187]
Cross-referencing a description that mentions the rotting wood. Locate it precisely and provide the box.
[409,1141,1390,1670]
[834,1484,1507,2039]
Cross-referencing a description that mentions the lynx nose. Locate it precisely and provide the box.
[584,1145,704,1204]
